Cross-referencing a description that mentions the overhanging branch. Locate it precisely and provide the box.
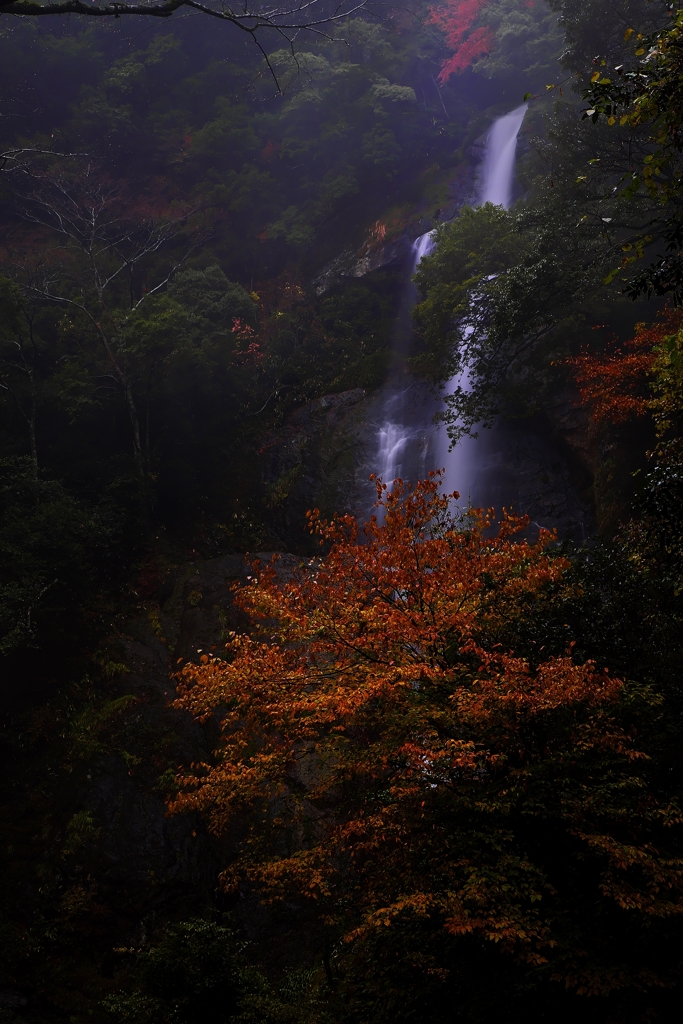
[0,0,369,29]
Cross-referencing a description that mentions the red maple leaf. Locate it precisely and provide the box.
[428,0,495,83]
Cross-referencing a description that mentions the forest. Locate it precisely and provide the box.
[1,0,682,1021]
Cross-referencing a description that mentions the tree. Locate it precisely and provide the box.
[101,918,298,1024]
[0,0,365,33]
[427,0,562,85]
[569,302,683,593]
[123,265,260,525]
[4,160,198,497]
[0,456,120,655]
[412,91,668,444]
[171,475,683,1013]
[427,0,494,82]
[580,5,683,300]
[412,196,608,441]
[469,0,563,85]
[567,306,683,425]
[0,277,39,474]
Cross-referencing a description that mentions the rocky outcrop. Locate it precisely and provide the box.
[312,234,413,296]
[312,157,481,296]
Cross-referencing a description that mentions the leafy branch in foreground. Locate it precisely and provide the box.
[583,7,683,300]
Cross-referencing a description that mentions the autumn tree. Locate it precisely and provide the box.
[428,0,494,81]
[426,0,561,84]
[567,307,683,425]
[569,304,683,594]
[172,475,683,1017]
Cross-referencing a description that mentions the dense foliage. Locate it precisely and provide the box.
[173,474,683,1021]
[0,12,462,654]
[582,4,683,299]
[172,477,683,1009]
[411,0,683,533]
[3,2,683,1022]
[101,918,306,1024]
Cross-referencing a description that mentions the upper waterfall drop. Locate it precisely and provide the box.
[407,102,528,286]
[478,103,528,209]
[369,103,528,506]
[412,230,436,266]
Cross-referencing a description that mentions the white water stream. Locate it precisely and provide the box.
[479,104,529,207]
[373,103,528,505]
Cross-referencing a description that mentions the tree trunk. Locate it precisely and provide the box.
[28,393,38,484]
[125,379,145,482]
[98,328,150,527]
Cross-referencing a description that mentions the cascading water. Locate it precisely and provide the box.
[479,104,528,208]
[436,103,527,504]
[412,230,436,265]
[372,103,528,504]
[374,230,436,488]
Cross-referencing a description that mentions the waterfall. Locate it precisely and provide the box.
[412,230,436,265]
[372,103,528,505]
[373,231,436,488]
[436,103,527,502]
[479,104,528,208]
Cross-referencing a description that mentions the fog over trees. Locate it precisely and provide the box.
[1,3,683,1022]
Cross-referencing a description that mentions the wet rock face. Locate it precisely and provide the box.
[260,388,377,551]
[312,158,480,297]
[312,235,412,296]
[470,411,595,545]
[261,381,596,551]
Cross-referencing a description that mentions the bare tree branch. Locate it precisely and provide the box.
[4,160,204,498]
[0,148,89,172]
[0,0,369,30]
[0,1,377,94]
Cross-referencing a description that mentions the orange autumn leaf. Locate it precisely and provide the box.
[568,308,683,424]
[170,475,683,994]
[428,0,495,83]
